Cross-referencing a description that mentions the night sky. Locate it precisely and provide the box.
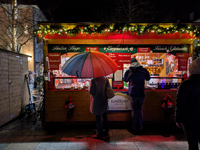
[16,0,200,23]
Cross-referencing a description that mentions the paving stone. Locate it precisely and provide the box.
[148,135,178,142]
[61,136,88,142]
[35,142,68,150]
[33,135,62,142]
[0,143,9,150]
[0,130,26,137]
[3,143,39,150]
[0,136,27,143]
[66,142,89,150]
[106,134,124,142]
[123,135,152,142]
[172,134,187,141]
[116,141,138,150]
[22,135,37,142]
[22,130,48,136]
[135,141,170,150]
[56,129,83,136]
[163,141,188,150]
[95,141,118,150]
[111,129,131,135]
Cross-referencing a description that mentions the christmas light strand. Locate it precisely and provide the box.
[34,23,200,38]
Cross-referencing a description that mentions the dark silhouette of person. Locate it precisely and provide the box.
[175,57,200,150]
[124,57,150,134]
[89,76,110,139]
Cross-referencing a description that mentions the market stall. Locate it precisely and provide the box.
[36,23,199,123]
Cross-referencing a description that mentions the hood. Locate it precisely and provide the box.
[130,62,141,68]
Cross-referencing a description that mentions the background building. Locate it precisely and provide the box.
[0,1,47,75]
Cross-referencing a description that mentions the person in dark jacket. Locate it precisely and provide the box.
[89,76,110,139]
[124,57,150,134]
[175,57,200,150]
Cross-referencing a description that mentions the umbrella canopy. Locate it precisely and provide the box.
[62,51,118,78]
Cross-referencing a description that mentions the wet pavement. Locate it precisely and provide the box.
[0,89,189,150]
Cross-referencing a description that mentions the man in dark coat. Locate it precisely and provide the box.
[124,57,150,134]
[89,76,110,139]
[175,57,200,150]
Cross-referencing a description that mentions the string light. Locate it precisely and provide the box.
[34,23,200,38]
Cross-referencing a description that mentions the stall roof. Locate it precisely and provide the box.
[35,22,200,45]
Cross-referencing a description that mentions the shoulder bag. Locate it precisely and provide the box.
[106,79,115,99]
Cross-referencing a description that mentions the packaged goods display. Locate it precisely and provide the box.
[54,78,91,90]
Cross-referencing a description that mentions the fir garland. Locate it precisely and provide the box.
[34,23,200,38]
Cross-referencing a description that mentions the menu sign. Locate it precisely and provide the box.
[112,81,123,88]
[137,47,150,53]
[48,53,61,70]
[106,53,131,69]
[108,92,131,111]
[176,53,189,71]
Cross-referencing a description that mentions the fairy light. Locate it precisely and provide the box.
[35,24,200,38]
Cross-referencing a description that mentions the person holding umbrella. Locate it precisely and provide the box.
[89,76,110,139]
[61,51,119,139]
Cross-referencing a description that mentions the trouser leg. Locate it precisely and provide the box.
[131,96,145,130]
[131,96,138,130]
[102,112,109,134]
[95,115,103,137]
[182,125,199,150]
[137,96,145,130]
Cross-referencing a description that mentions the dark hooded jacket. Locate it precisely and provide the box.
[123,62,150,96]
[175,74,200,126]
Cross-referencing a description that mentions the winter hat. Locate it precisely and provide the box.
[131,57,138,63]
[189,57,200,75]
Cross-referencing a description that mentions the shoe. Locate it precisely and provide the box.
[103,131,110,138]
[91,134,104,140]
[138,129,144,135]
[128,128,138,135]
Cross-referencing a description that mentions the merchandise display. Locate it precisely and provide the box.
[54,78,91,90]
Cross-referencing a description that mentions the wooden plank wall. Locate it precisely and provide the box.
[45,90,177,123]
[0,51,9,126]
[45,90,96,122]
[0,49,29,126]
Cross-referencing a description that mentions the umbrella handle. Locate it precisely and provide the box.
[76,70,79,78]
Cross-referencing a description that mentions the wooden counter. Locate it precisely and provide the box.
[44,89,177,123]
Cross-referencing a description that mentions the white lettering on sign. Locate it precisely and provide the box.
[108,92,131,111]
[49,60,61,62]
[155,45,188,52]
[52,46,81,51]
[104,47,134,51]
[118,54,131,57]
[108,53,116,57]
[52,46,68,51]
[49,53,60,57]
[118,60,131,63]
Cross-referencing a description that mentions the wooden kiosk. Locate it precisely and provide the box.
[36,23,199,124]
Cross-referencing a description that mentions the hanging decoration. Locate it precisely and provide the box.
[34,23,200,38]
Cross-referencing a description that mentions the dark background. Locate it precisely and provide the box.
[2,0,200,22]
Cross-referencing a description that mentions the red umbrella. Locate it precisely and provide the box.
[62,51,118,78]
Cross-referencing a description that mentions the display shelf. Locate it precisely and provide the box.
[53,77,91,90]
